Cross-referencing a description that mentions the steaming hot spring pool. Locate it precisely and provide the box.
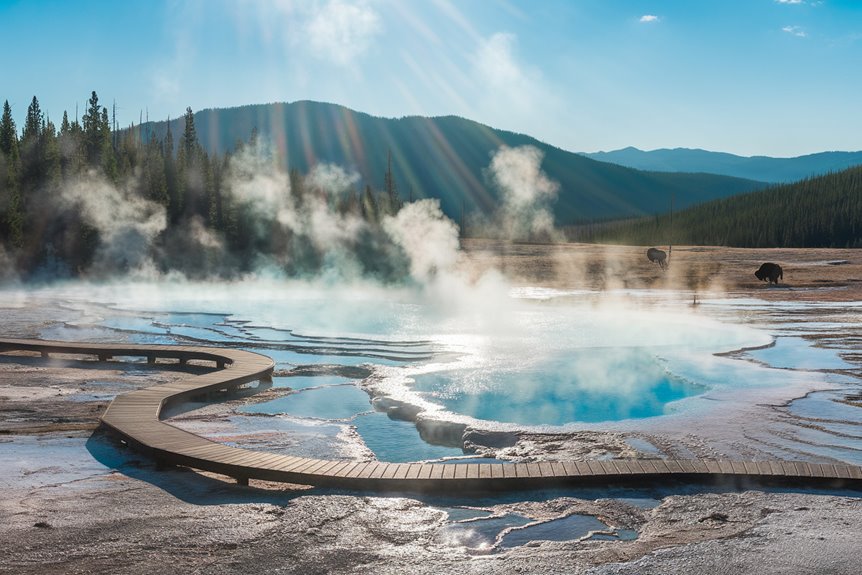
[14,281,862,464]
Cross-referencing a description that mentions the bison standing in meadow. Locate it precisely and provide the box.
[647,247,668,270]
[755,262,783,285]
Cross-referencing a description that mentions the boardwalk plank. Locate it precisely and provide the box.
[835,465,852,480]
[491,465,505,479]
[430,465,445,480]
[345,462,371,478]
[327,462,356,478]
[369,464,390,479]
[395,464,412,480]
[418,465,433,480]
[406,464,421,480]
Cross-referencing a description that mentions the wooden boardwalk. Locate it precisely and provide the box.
[2,337,861,491]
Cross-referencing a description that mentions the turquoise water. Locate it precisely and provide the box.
[272,375,356,389]
[411,348,703,425]
[435,513,532,549]
[353,411,464,462]
[745,337,856,370]
[499,514,611,547]
[239,385,372,420]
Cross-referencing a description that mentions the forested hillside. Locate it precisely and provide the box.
[0,94,408,280]
[575,166,862,248]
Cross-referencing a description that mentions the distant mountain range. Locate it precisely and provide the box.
[582,147,862,184]
[139,102,765,223]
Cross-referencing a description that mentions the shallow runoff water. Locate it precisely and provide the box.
[7,280,861,465]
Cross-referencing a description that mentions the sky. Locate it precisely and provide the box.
[1,0,860,157]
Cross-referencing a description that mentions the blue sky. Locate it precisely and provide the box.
[1,0,860,156]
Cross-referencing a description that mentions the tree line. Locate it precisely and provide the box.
[567,165,862,248]
[0,92,404,280]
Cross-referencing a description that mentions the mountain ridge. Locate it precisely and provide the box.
[136,101,765,223]
[582,146,862,183]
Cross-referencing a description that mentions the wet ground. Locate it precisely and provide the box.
[2,243,862,574]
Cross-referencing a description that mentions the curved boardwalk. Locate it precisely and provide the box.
[2,338,861,491]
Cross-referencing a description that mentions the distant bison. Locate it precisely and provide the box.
[755,262,783,284]
[647,247,668,270]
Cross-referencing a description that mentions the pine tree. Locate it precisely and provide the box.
[361,184,378,223]
[0,101,17,157]
[82,91,103,166]
[384,149,400,214]
[181,107,198,160]
[60,111,71,134]
[0,100,23,248]
[100,106,117,181]
[23,96,43,142]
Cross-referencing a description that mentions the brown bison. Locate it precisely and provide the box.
[647,247,668,270]
[755,262,783,284]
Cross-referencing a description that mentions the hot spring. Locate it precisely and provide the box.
[9,280,859,464]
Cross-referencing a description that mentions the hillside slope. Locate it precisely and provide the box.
[581,165,862,248]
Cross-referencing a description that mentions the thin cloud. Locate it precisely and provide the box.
[474,33,524,87]
[304,0,382,66]
[640,15,660,23]
[776,0,804,4]
[782,25,807,37]
[468,31,564,141]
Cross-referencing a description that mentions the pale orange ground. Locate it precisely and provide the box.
[461,239,862,302]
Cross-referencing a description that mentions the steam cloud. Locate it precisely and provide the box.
[61,171,167,277]
[382,200,460,284]
[224,142,370,275]
[485,145,562,241]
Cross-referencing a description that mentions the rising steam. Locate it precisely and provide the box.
[382,199,460,284]
[484,145,562,241]
[61,171,167,276]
